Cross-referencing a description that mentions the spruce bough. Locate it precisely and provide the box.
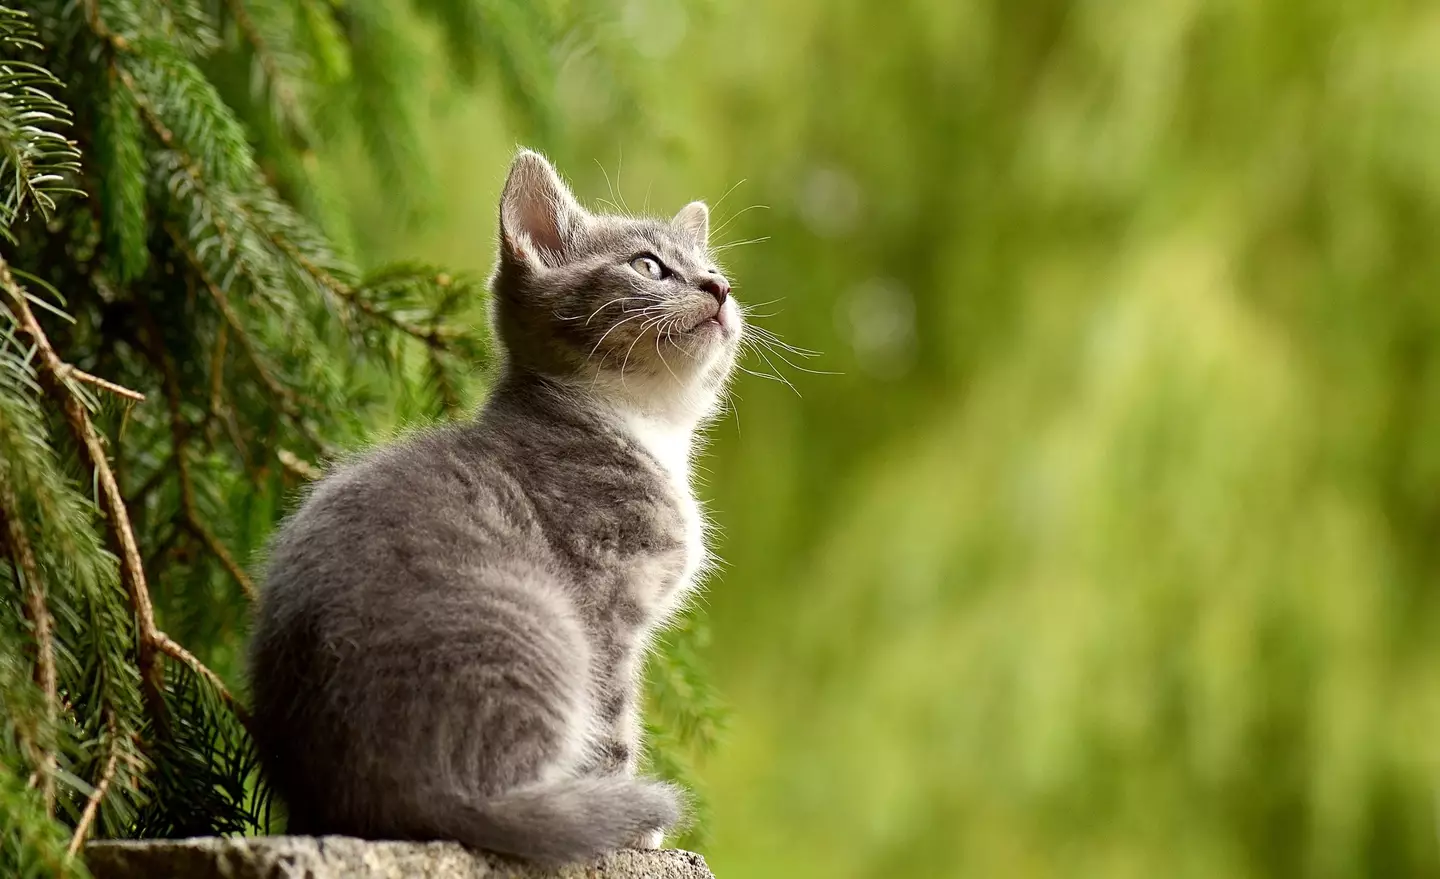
[0,0,725,874]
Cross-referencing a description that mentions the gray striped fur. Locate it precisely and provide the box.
[247,150,741,865]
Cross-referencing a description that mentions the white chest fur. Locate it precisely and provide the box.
[620,411,709,615]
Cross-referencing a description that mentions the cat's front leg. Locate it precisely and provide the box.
[588,687,670,849]
[588,687,641,777]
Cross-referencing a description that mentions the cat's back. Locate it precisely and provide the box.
[260,420,534,610]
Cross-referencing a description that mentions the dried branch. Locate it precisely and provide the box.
[183,512,258,600]
[278,447,323,481]
[151,631,250,725]
[0,256,244,729]
[66,714,120,857]
[56,365,146,402]
[1,258,165,715]
[153,341,258,601]
[0,484,57,817]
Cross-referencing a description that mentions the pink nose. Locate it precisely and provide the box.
[700,276,730,306]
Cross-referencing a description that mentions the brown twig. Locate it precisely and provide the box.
[0,484,57,817]
[66,714,120,857]
[184,512,259,600]
[57,365,146,402]
[277,447,323,481]
[152,631,250,725]
[0,258,244,730]
[144,321,260,602]
[1,258,165,716]
[152,342,258,601]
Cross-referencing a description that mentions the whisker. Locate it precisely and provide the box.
[587,310,659,363]
[712,236,771,253]
[751,345,802,396]
[620,314,672,385]
[585,296,652,325]
[753,336,839,375]
[710,204,770,242]
[711,178,747,214]
[735,363,791,387]
[662,317,700,362]
[616,145,632,214]
[656,321,680,383]
[595,158,628,218]
[746,327,823,358]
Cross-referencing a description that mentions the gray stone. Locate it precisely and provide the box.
[85,837,715,879]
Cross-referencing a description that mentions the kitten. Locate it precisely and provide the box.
[247,150,741,865]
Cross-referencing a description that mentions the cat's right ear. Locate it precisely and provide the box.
[499,149,587,268]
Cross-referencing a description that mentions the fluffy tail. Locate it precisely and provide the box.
[406,776,683,866]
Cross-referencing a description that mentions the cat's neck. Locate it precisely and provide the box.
[492,364,707,483]
[615,407,694,484]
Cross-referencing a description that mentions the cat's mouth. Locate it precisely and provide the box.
[687,309,728,335]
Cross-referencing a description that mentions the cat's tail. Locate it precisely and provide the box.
[410,776,684,866]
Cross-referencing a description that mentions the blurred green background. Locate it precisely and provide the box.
[323,1,1440,876]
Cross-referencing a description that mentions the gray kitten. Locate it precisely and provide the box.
[247,150,741,865]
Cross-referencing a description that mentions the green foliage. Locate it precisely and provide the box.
[0,757,78,879]
[0,6,78,234]
[643,611,727,851]
[95,80,147,281]
[0,0,697,873]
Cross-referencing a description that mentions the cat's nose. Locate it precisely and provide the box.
[699,274,730,306]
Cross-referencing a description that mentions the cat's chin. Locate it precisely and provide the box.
[688,316,728,337]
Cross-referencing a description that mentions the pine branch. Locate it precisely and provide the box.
[66,711,119,856]
[96,67,149,281]
[116,45,466,361]
[150,631,248,725]
[0,6,83,230]
[0,481,57,818]
[277,447,322,480]
[56,363,145,402]
[152,334,258,601]
[2,256,164,714]
[0,255,244,734]
[220,0,311,141]
[167,223,336,459]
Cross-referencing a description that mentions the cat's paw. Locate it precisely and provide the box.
[631,828,665,850]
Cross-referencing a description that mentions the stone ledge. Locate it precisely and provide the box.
[86,836,715,879]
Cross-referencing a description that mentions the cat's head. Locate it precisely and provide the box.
[489,149,741,421]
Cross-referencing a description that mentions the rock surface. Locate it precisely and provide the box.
[85,837,715,879]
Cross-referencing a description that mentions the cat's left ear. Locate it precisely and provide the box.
[500,149,588,268]
[672,201,709,245]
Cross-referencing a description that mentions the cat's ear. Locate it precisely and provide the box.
[672,201,709,245]
[500,149,587,267]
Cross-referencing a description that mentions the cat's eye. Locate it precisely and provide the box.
[628,254,667,280]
